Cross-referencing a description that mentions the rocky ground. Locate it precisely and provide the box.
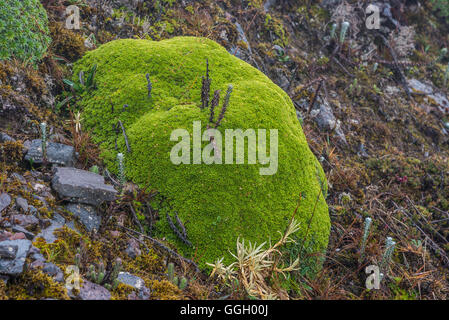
[0,0,449,300]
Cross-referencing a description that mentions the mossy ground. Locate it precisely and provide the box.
[73,36,330,270]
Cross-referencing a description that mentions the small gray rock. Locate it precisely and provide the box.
[15,197,29,213]
[43,262,64,282]
[0,132,15,143]
[118,272,151,300]
[0,193,11,213]
[29,246,46,262]
[117,272,146,290]
[24,139,75,167]
[78,280,111,300]
[12,226,35,240]
[11,173,26,184]
[0,239,32,276]
[34,213,79,244]
[65,203,101,232]
[12,214,39,229]
[52,167,117,206]
[0,244,18,259]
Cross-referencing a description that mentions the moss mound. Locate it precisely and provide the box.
[74,37,330,270]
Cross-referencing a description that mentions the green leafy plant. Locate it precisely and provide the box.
[59,64,97,109]
[63,64,97,95]
[0,0,51,66]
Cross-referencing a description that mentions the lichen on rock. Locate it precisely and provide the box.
[73,37,330,270]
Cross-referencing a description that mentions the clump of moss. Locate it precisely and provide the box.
[124,251,165,278]
[149,279,183,300]
[73,37,330,271]
[0,280,7,300]
[33,226,102,265]
[0,141,24,163]
[111,283,138,300]
[6,270,69,300]
[49,22,86,62]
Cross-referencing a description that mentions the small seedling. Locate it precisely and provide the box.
[340,21,350,43]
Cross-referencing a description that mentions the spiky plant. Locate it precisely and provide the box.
[359,217,372,261]
[117,153,125,186]
[207,217,301,300]
[330,23,338,39]
[380,237,396,278]
[340,21,350,43]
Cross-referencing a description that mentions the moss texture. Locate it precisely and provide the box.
[73,37,330,270]
[0,0,51,65]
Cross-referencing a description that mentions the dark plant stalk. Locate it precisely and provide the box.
[166,213,192,247]
[175,212,187,238]
[215,85,233,128]
[208,89,220,128]
[201,59,211,109]
[117,120,131,153]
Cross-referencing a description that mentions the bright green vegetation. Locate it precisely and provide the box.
[0,0,51,65]
[73,37,330,270]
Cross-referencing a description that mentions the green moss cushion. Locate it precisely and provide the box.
[74,37,330,270]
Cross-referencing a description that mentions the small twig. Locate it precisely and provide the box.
[166,213,192,247]
[307,79,323,115]
[215,85,233,128]
[129,203,145,234]
[175,213,187,239]
[332,57,355,77]
[117,120,131,153]
[104,168,120,187]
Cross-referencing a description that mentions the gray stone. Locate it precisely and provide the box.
[78,280,111,300]
[0,132,15,143]
[65,203,101,232]
[29,246,46,262]
[34,213,79,244]
[52,167,117,206]
[311,100,347,144]
[12,214,39,229]
[0,239,32,276]
[0,193,11,213]
[117,272,146,290]
[125,239,141,259]
[11,173,26,184]
[0,244,18,259]
[24,139,75,167]
[43,262,64,281]
[407,78,449,114]
[118,272,151,300]
[12,226,35,240]
[15,197,29,213]
[34,222,64,244]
